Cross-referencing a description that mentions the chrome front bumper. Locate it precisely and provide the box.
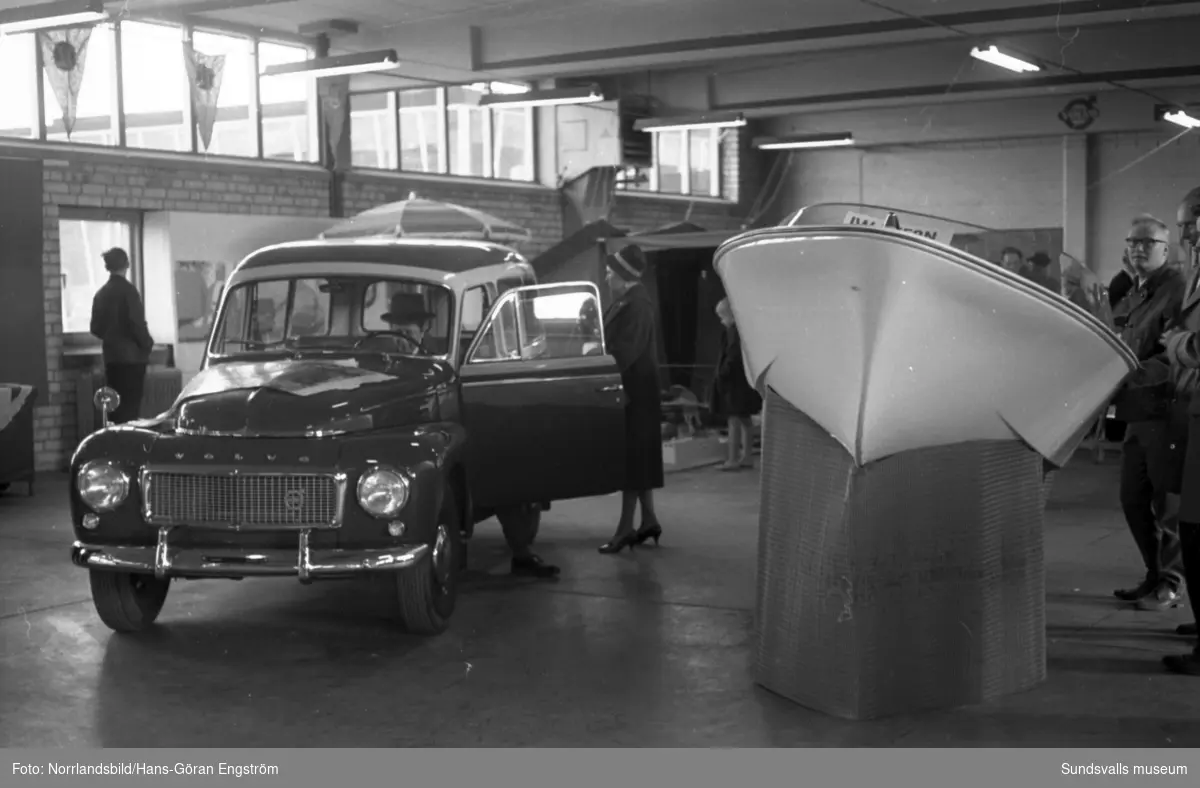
[71,527,430,583]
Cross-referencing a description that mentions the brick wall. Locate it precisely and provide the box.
[8,142,751,472]
[342,171,563,257]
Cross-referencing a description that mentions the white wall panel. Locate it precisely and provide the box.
[776,137,1063,230]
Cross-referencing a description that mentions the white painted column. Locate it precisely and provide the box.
[1062,134,1089,264]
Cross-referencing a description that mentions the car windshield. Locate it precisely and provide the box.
[784,202,1010,261]
[209,275,454,358]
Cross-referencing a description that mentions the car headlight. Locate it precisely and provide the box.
[76,460,131,512]
[357,467,410,518]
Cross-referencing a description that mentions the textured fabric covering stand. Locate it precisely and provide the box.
[0,383,38,496]
[754,387,1047,720]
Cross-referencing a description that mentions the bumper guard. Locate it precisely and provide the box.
[71,527,430,583]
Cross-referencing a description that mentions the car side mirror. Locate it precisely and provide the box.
[94,386,121,428]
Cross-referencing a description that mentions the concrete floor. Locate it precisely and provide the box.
[2,455,1200,747]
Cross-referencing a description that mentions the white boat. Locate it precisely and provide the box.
[714,203,1138,467]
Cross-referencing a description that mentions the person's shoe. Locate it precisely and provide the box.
[1136,583,1183,611]
[1178,623,1198,637]
[634,523,663,546]
[1114,577,1157,601]
[598,531,637,554]
[511,554,560,578]
[1163,651,1200,675]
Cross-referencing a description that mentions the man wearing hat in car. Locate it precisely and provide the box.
[376,291,434,354]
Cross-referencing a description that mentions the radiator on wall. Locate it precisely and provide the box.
[75,368,183,444]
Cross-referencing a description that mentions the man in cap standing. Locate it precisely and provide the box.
[89,247,154,423]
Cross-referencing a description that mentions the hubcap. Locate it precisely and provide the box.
[431,524,452,588]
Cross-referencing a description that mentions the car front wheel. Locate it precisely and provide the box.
[386,481,461,636]
[88,571,170,633]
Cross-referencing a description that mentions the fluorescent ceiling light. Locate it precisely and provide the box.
[469,81,530,95]
[262,49,399,79]
[969,44,1040,73]
[634,112,746,133]
[0,0,106,33]
[754,133,854,150]
[1161,108,1200,129]
[479,84,604,108]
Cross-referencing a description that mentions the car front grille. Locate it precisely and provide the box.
[142,470,345,528]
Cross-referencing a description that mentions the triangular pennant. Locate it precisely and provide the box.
[38,27,92,138]
[182,41,226,151]
[318,75,351,169]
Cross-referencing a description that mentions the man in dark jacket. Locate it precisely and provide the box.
[1109,215,1188,611]
[90,247,154,424]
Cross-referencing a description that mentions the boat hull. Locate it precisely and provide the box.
[714,225,1137,466]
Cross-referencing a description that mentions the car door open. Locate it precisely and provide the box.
[459,281,627,510]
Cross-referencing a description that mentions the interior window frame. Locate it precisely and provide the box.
[464,282,607,365]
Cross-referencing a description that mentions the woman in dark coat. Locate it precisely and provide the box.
[709,297,761,470]
[599,244,666,554]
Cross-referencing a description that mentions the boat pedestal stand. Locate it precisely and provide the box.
[753,387,1049,721]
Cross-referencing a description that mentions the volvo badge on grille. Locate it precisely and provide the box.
[283,489,306,511]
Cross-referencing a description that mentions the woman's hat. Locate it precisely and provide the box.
[381,292,435,324]
[606,244,647,282]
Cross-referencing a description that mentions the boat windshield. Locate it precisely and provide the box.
[784,203,1008,260]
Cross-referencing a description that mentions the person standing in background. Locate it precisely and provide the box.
[90,247,154,424]
[710,298,761,470]
[598,244,666,554]
[999,246,1027,275]
[1107,215,1188,612]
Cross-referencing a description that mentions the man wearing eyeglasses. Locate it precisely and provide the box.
[1108,215,1189,613]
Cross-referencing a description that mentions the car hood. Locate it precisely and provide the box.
[170,356,453,437]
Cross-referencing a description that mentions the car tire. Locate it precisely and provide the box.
[88,571,170,633]
[391,481,461,636]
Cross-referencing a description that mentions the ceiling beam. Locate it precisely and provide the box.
[714,65,1200,116]
[473,0,1200,72]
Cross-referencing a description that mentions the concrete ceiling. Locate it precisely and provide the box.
[9,0,1200,113]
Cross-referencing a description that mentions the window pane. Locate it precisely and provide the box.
[688,129,714,196]
[258,41,314,161]
[469,297,519,362]
[447,85,485,177]
[43,23,116,145]
[398,88,440,173]
[120,21,189,152]
[350,92,397,169]
[656,131,683,194]
[192,30,256,157]
[60,218,133,334]
[0,33,38,138]
[492,107,531,181]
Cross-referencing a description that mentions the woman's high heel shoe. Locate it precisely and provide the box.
[634,523,663,546]
[598,531,638,554]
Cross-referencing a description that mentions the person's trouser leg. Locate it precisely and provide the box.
[104,362,146,424]
[1119,432,1161,596]
[1180,521,1200,630]
[497,505,558,577]
[498,506,536,557]
[1164,520,1200,673]
[1140,424,1186,602]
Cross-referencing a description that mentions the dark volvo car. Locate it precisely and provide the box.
[70,237,626,635]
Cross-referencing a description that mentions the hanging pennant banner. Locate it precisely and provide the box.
[182,41,226,152]
[38,27,92,138]
[318,75,351,170]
